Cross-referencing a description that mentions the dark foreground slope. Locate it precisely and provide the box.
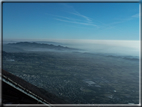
[2,69,68,104]
[3,80,41,104]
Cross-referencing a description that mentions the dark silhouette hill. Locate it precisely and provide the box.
[3,42,78,52]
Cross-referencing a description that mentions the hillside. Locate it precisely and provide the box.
[3,42,78,52]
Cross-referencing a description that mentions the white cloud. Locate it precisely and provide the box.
[70,11,92,22]
[55,18,97,27]
[47,3,98,27]
[99,12,140,30]
[46,3,139,31]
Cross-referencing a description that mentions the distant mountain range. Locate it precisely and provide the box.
[3,42,78,52]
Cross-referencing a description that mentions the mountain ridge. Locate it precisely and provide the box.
[3,42,78,52]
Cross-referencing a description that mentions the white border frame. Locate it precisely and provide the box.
[1,0,141,107]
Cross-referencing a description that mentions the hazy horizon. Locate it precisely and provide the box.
[3,39,140,57]
[3,3,140,57]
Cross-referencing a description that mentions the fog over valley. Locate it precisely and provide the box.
[59,40,140,56]
[3,39,140,57]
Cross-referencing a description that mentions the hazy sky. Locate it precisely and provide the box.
[3,2,139,40]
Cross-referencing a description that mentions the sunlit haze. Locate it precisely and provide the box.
[3,3,140,56]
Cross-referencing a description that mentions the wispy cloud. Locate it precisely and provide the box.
[102,13,140,29]
[45,13,83,22]
[46,4,98,27]
[70,11,92,22]
[55,18,97,27]
[46,3,139,30]
[131,13,140,18]
[55,15,97,27]
[116,13,140,21]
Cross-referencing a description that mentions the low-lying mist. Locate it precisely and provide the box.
[3,39,140,57]
[50,39,140,57]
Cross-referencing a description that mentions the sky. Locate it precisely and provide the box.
[3,2,140,41]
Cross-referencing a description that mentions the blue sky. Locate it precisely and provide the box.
[3,3,139,41]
